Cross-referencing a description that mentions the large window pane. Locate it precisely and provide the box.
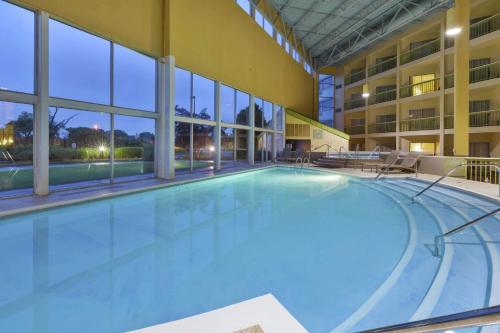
[236,129,248,161]
[255,131,270,162]
[113,44,156,111]
[49,108,111,186]
[263,18,273,37]
[193,125,214,169]
[0,102,33,192]
[49,20,110,104]
[220,85,235,124]
[0,2,34,94]
[236,90,249,125]
[113,115,155,180]
[276,105,284,131]
[263,100,273,129]
[318,74,334,127]
[254,97,263,128]
[193,74,214,120]
[221,127,234,162]
[175,67,191,117]
[175,122,190,170]
[255,9,264,27]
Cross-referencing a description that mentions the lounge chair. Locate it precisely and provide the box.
[361,150,399,172]
[384,151,421,176]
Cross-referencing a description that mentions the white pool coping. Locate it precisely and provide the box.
[128,294,308,333]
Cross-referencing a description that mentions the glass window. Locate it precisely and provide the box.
[113,115,155,180]
[318,74,334,127]
[113,44,156,111]
[276,133,284,153]
[276,106,284,131]
[0,1,34,94]
[220,84,235,124]
[254,9,264,27]
[0,101,33,192]
[174,67,191,117]
[236,90,249,125]
[221,127,235,162]
[276,32,283,46]
[193,125,214,169]
[48,108,111,187]
[285,41,290,54]
[49,19,110,104]
[192,74,214,120]
[263,18,273,37]
[236,0,251,15]
[263,100,273,129]
[254,97,263,128]
[175,122,191,170]
[254,131,271,162]
[236,129,248,161]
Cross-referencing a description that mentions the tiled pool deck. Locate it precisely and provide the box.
[0,163,498,219]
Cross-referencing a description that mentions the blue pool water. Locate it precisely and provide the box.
[0,167,498,333]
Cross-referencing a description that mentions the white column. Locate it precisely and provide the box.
[271,104,277,161]
[248,95,255,165]
[156,56,175,179]
[214,82,221,170]
[34,11,50,195]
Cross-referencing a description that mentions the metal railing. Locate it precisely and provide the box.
[400,116,440,132]
[356,305,500,333]
[413,162,500,200]
[368,121,396,134]
[433,207,500,256]
[368,56,397,76]
[443,61,500,88]
[368,89,397,105]
[465,157,500,184]
[400,78,440,98]
[344,98,366,110]
[345,70,366,85]
[400,38,440,65]
[471,12,500,39]
[442,109,500,128]
[344,125,365,135]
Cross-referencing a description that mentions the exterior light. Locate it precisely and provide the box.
[446,7,462,36]
[362,84,370,98]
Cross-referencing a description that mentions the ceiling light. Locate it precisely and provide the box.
[446,7,461,36]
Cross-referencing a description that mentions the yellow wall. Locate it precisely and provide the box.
[168,0,314,117]
[18,0,164,58]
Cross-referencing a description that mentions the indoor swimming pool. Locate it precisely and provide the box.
[0,167,498,332]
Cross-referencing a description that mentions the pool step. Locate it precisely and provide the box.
[334,182,441,332]
[384,180,493,317]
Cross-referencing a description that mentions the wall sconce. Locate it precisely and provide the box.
[362,84,370,98]
[446,6,462,36]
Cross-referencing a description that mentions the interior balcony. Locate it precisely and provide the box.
[368,88,397,106]
[444,60,500,89]
[445,109,500,129]
[368,121,396,134]
[445,12,500,49]
[400,77,440,99]
[400,115,440,132]
[344,97,366,111]
[344,68,366,86]
[400,38,440,66]
[344,124,366,135]
[367,55,397,78]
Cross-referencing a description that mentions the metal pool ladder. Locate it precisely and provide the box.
[412,162,500,200]
[433,207,500,257]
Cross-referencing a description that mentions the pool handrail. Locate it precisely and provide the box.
[412,162,500,200]
[355,304,500,333]
[433,207,500,256]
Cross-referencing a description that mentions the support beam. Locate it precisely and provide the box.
[452,0,470,156]
[439,19,445,156]
[156,56,175,179]
[214,82,221,170]
[248,95,255,165]
[34,11,49,195]
[271,104,278,161]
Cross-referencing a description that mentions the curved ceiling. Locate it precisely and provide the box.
[267,0,453,68]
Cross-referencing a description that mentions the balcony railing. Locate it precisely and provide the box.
[446,13,500,48]
[445,109,500,128]
[344,98,366,110]
[345,70,365,85]
[368,121,396,133]
[368,56,397,76]
[400,77,440,98]
[471,13,500,39]
[400,38,440,65]
[368,89,397,105]
[344,125,365,135]
[400,116,440,131]
[443,61,500,88]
